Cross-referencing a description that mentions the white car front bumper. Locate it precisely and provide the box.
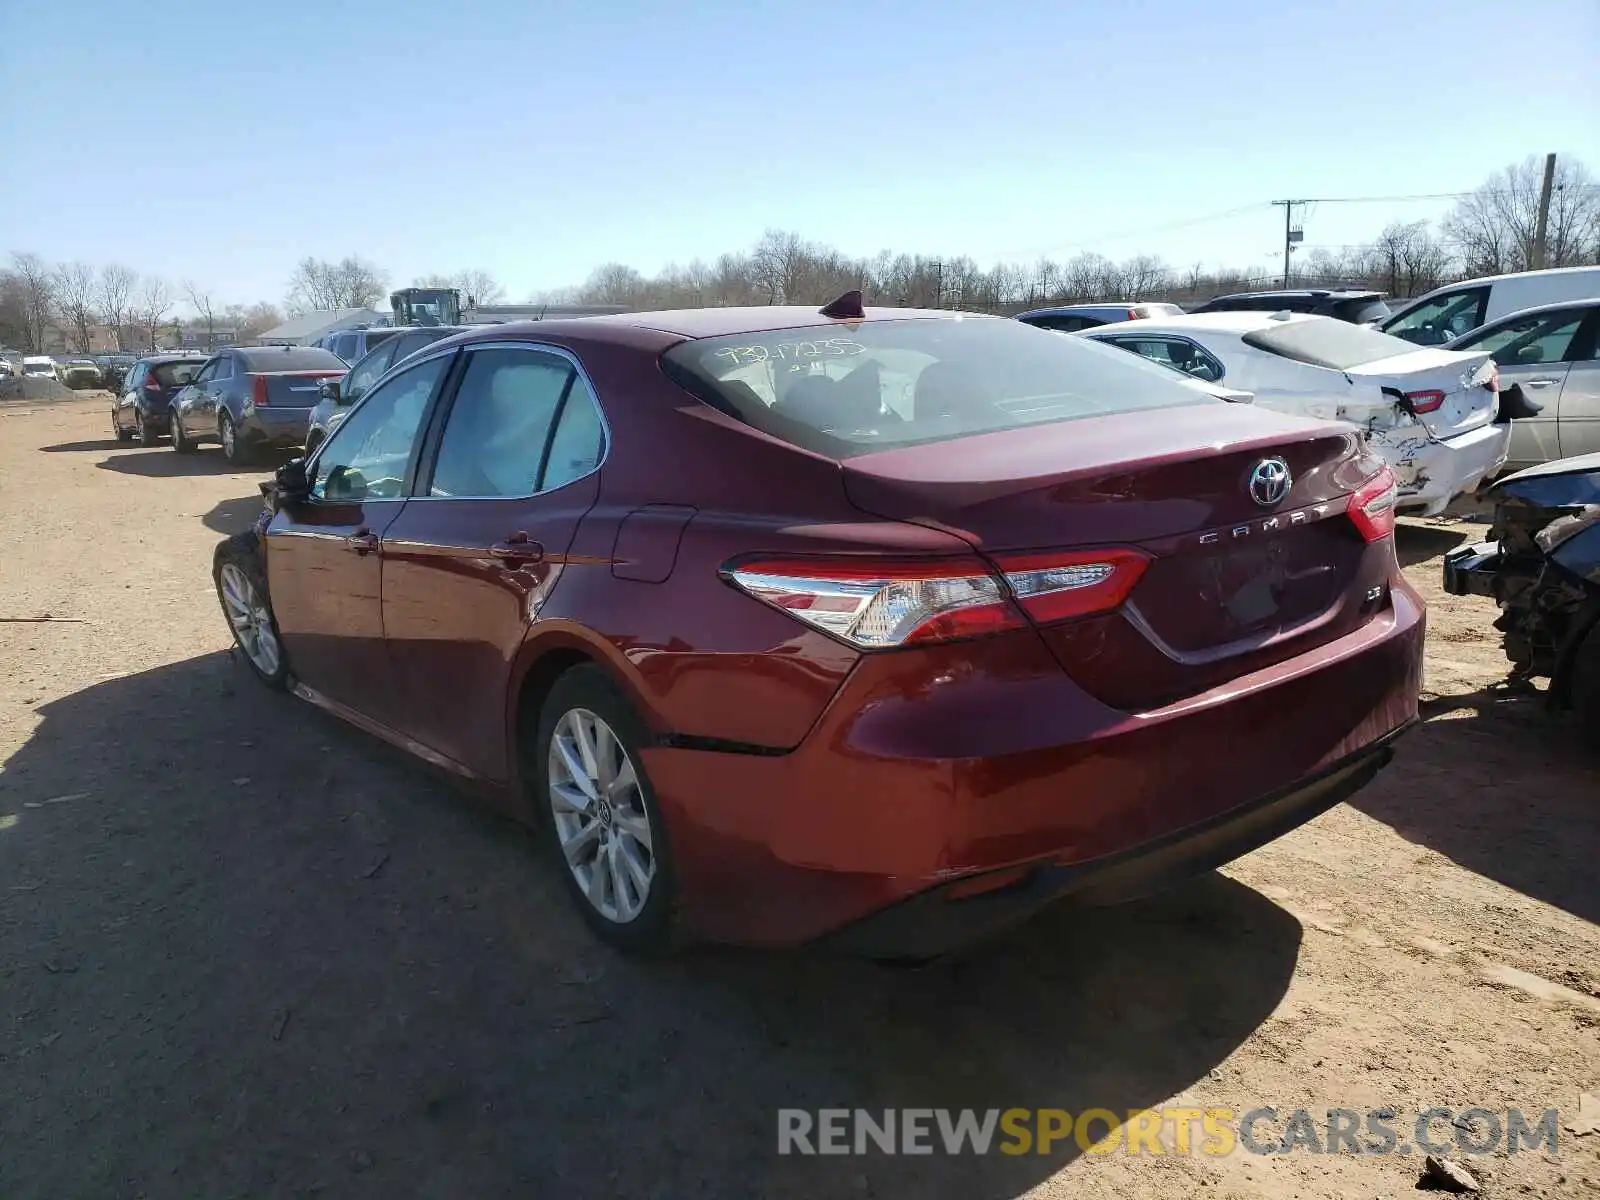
[1370,420,1511,518]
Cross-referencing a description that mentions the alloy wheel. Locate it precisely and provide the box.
[548,707,655,923]
[220,416,235,458]
[219,563,281,678]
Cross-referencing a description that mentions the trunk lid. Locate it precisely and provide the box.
[842,404,1391,710]
[1343,346,1497,440]
[258,370,343,407]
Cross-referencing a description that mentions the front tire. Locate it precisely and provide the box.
[220,412,250,465]
[171,413,196,454]
[534,666,678,954]
[113,408,134,441]
[213,532,288,690]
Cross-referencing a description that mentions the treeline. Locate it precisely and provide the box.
[544,156,1599,313]
[6,154,1595,354]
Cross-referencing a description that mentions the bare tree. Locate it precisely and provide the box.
[286,255,389,314]
[1444,155,1600,275]
[97,265,137,351]
[414,269,506,306]
[224,301,283,341]
[52,261,98,353]
[9,252,56,352]
[136,278,172,352]
[184,280,221,350]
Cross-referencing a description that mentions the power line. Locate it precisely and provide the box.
[1004,202,1271,261]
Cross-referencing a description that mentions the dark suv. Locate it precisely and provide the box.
[168,345,348,464]
[305,325,470,454]
[1190,289,1392,325]
[111,353,208,444]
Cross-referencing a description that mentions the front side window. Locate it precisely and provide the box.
[665,316,1209,458]
[312,355,449,502]
[1382,287,1489,345]
[429,348,581,498]
[1455,309,1586,365]
[1106,336,1225,383]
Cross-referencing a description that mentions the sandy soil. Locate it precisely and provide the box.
[1,396,1595,1199]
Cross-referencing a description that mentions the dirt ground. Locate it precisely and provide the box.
[1,394,1596,1200]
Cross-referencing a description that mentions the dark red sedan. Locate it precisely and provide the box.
[214,295,1422,957]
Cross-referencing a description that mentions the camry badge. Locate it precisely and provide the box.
[1248,458,1292,507]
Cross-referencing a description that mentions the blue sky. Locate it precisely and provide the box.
[2,0,1596,311]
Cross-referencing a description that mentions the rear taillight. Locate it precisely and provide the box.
[1404,389,1446,414]
[1348,468,1398,542]
[724,557,1023,648]
[252,375,269,407]
[992,548,1150,624]
[723,549,1149,649]
[143,377,159,392]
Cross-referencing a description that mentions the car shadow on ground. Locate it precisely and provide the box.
[1394,523,1471,568]
[0,652,1303,1198]
[204,494,267,536]
[1350,681,1599,925]
[38,438,128,453]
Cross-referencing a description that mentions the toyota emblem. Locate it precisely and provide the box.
[1248,458,1292,507]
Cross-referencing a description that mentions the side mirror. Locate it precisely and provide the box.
[319,378,342,404]
[263,457,312,512]
[1515,345,1544,365]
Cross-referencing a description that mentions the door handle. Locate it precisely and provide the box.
[489,532,544,566]
[1522,379,1560,388]
[345,529,380,554]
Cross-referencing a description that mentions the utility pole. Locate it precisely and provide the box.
[1272,200,1302,287]
[1531,152,1557,270]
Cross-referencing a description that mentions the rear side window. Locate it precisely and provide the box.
[1383,287,1489,345]
[1241,317,1420,370]
[429,348,584,498]
[1102,336,1225,383]
[238,346,347,372]
[664,316,1209,459]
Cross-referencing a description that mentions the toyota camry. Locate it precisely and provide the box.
[213,293,1423,958]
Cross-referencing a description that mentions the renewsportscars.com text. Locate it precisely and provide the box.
[776,1106,1562,1157]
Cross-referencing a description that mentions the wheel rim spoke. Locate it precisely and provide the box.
[548,706,654,925]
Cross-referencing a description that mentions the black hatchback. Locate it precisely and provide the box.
[111,354,208,445]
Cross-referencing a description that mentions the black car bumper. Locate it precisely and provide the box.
[1442,540,1502,598]
[820,723,1414,960]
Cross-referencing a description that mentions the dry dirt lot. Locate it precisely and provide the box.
[1,394,1596,1199]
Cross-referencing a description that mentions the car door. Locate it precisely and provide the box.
[172,359,217,437]
[206,352,238,435]
[118,362,145,431]
[1555,312,1600,458]
[1453,307,1591,468]
[379,343,606,779]
[265,352,455,725]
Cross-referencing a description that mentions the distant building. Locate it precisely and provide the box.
[179,327,239,351]
[255,308,384,346]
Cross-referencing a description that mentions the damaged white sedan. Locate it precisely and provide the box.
[1085,312,1510,516]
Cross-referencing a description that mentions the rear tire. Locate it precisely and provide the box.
[135,410,156,446]
[532,666,679,954]
[1571,623,1600,739]
[220,412,250,465]
[213,531,288,690]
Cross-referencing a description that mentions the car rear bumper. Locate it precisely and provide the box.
[820,725,1408,958]
[1385,421,1511,517]
[641,580,1425,951]
[240,406,313,447]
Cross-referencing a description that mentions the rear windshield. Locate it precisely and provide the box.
[1241,317,1420,370]
[663,316,1211,458]
[237,346,346,372]
[151,360,204,387]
